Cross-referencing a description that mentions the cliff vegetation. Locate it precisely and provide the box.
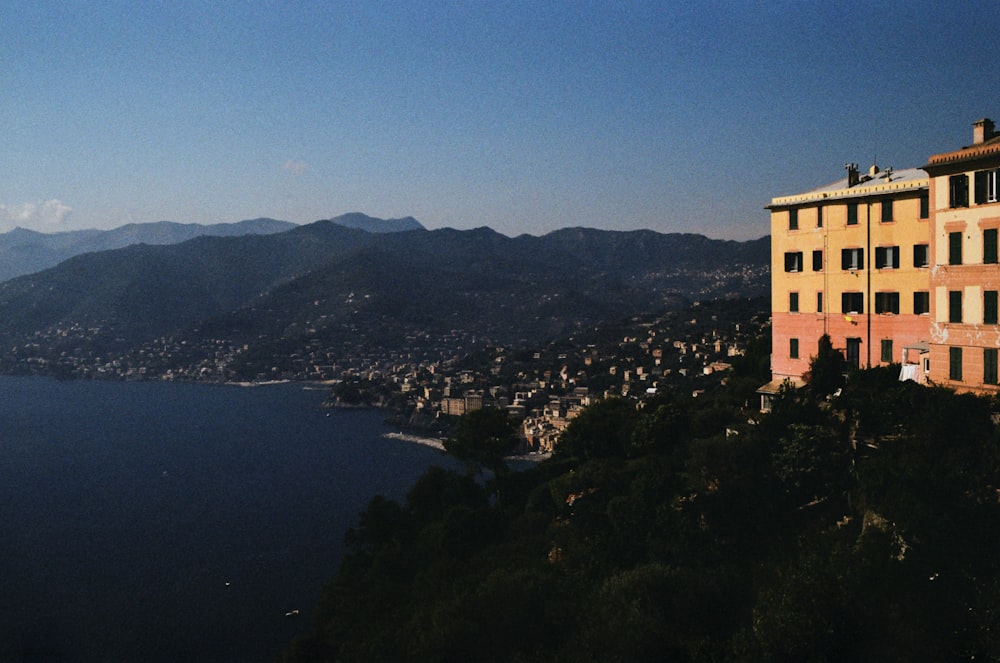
[282,354,1000,662]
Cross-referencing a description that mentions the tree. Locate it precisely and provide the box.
[555,397,637,460]
[805,334,846,398]
[443,407,519,477]
[406,466,488,520]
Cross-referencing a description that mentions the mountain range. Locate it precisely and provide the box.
[0,217,295,282]
[0,215,768,379]
[0,212,426,282]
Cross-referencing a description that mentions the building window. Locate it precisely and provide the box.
[985,290,998,324]
[881,198,893,222]
[950,174,969,208]
[875,246,899,269]
[974,168,1000,204]
[812,249,823,271]
[846,338,861,369]
[913,291,930,315]
[881,339,893,363]
[841,248,864,270]
[985,348,998,385]
[874,292,900,314]
[816,205,823,228]
[788,208,798,230]
[949,346,963,381]
[985,228,998,264]
[847,202,858,225]
[920,192,929,219]
[913,243,929,267]
[789,292,799,313]
[949,290,963,323]
[842,292,863,314]
[784,251,803,272]
[790,338,799,359]
[949,231,963,265]
[817,291,823,313]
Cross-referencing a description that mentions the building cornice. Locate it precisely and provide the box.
[924,141,1000,173]
[767,177,928,209]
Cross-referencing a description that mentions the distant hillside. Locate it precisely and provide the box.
[0,222,375,343]
[0,218,296,282]
[0,219,769,379]
[327,212,424,233]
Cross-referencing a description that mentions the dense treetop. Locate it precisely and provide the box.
[282,356,1000,662]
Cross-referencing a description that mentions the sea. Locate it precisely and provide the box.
[0,376,457,662]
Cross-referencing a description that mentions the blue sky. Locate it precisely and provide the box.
[1,1,998,240]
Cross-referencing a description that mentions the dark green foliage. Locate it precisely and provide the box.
[632,392,692,453]
[731,327,772,383]
[285,373,1000,662]
[554,397,638,460]
[804,333,847,397]
[443,408,520,477]
[405,465,490,524]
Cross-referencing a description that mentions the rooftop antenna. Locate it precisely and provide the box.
[872,116,880,172]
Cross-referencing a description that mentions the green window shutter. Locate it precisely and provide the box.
[880,339,893,363]
[985,348,998,385]
[881,198,893,222]
[949,291,963,323]
[985,228,998,264]
[985,291,998,325]
[949,232,963,265]
[950,347,963,381]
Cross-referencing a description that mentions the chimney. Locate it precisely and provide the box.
[845,163,859,187]
[973,118,995,144]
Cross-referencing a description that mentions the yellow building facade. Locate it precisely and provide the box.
[767,116,1000,397]
[768,164,931,386]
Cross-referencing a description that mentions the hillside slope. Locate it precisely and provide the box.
[0,220,769,379]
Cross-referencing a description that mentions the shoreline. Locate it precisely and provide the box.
[225,379,293,388]
[383,431,446,451]
[382,432,552,463]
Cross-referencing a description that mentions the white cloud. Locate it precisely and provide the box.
[0,199,73,232]
[282,160,308,175]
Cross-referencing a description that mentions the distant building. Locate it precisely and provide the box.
[440,397,466,416]
[464,390,484,412]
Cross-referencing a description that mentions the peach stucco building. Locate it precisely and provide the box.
[924,118,1000,394]
[766,116,1000,398]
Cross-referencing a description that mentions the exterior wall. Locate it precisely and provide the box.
[770,170,929,384]
[927,134,1000,394]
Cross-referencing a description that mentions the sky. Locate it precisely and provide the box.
[1,1,999,241]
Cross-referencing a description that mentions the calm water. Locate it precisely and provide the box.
[0,377,454,662]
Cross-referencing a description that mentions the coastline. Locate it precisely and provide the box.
[383,431,446,451]
[382,432,552,463]
[225,379,293,388]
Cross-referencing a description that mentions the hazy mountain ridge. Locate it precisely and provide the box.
[327,212,425,233]
[0,217,297,282]
[0,222,377,342]
[0,217,770,378]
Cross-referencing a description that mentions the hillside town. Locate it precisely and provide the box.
[0,297,770,453]
[356,297,768,452]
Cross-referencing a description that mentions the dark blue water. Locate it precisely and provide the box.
[0,377,454,662]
